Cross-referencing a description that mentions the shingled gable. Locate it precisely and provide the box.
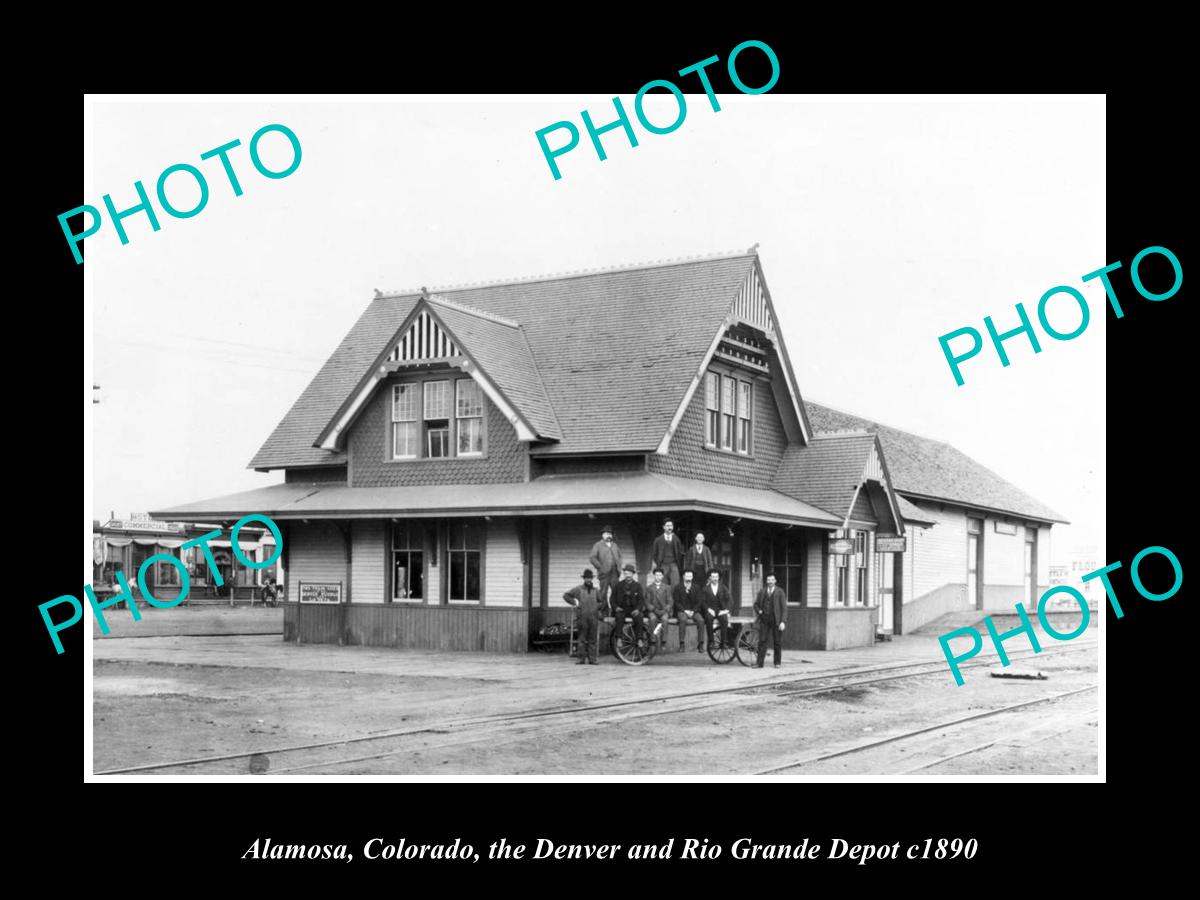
[313,295,562,452]
[774,432,905,532]
[250,251,807,469]
[657,254,811,454]
[805,401,1068,524]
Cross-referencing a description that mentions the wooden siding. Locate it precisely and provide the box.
[351,520,386,603]
[289,521,346,596]
[905,501,968,601]
[486,517,524,607]
[730,264,773,331]
[389,309,460,361]
[805,532,823,608]
[343,605,529,652]
[546,518,637,607]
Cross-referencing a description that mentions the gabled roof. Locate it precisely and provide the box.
[805,402,1068,524]
[774,433,877,519]
[251,251,788,468]
[249,296,416,470]
[772,431,906,532]
[427,297,561,440]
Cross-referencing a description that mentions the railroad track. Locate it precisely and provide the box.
[94,641,1097,776]
[751,685,1098,775]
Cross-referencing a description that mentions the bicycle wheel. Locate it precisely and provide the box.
[736,625,760,667]
[612,622,653,665]
[706,624,737,664]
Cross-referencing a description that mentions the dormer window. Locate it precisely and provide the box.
[703,368,753,455]
[392,376,487,460]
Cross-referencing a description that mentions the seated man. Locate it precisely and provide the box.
[702,568,732,650]
[672,569,705,653]
[643,566,673,651]
[610,563,646,646]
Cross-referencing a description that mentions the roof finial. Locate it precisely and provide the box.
[748,242,760,254]
[420,286,430,299]
[373,288,382,299]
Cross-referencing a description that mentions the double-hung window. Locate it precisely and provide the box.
[424,381,451,458]
[704,372,720,447]
[737,381,752,454]
[392,383,419,459]
[456,379,484,456]
[447,521,483,602]
[704,369,754,455]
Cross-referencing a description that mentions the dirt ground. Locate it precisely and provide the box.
[92,611,1099,777]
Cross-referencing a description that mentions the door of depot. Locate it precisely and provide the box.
[875,551,894,631]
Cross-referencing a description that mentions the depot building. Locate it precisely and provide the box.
[156,250,1065,651]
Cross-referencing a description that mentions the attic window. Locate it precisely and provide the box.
[704,368,754,456]
[391,377,488,461]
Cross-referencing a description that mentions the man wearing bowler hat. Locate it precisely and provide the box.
[588,525,623,610]
[651,517,686,587]
[563,569,602,665]
[611,563,647,646]
[643,566,672,652]
[672,569,705,653]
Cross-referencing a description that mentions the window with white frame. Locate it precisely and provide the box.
[392,383,419,459]
[424,380,451,458]
[737,381,752,454]
[456,378,484,456]
[704,369,754,455]
[720,376,736,450]
[704,372,720,447]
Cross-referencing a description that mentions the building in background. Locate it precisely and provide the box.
[93,513,282,603]
[156,250,1064,649]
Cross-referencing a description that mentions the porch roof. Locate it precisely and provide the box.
[152,473,842,528]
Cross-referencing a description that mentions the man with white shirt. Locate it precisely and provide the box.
[702,568,732,651]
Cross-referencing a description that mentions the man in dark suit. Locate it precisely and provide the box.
[611,563,646,645]
[753,572,788,667]
[643,567,673,651]
[684,531,714,586]
[651,517,687,587]
[672,569,705,652]
[702,568,732,650]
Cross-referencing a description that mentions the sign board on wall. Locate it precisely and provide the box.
[875,536,907,553]
[994,521,1018,535]
[829,538,854,555]
[299,582,343,604]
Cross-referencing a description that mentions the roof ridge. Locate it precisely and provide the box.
[807,398,951,446]
[811,430,875,439]
[377,248,756,299]
[425,293,520,328]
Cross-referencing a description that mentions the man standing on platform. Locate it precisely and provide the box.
[643,566,672,651]
[563,568,602,665]
[684,531,714,586]
[651,518,686,587]
[672,569,705,653]
[589,525,623,610]
[611,563,646,646]
[753,572,788,668]
[703,568,732,650]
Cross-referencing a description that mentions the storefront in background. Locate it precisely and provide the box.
[92,514,282,602]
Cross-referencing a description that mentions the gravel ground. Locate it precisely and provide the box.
[93,617,1099,777]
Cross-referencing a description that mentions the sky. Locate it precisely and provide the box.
[86,95,1105,565]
